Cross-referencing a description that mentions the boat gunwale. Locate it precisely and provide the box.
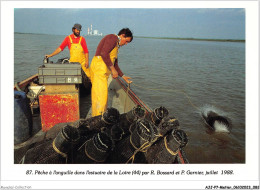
[116,77,152,113]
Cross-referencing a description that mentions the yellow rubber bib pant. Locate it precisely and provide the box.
[90,44,118,117]
[69,36,90,77]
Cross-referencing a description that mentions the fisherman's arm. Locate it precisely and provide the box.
[114,59,132,84]
[99,36,118,78]
[45,36,68,58]
[45,47,61,58]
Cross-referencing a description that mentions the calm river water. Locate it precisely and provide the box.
[14,33,245,163]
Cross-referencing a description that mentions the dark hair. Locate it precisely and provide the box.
[118,28,133,42]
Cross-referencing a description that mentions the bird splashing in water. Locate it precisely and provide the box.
[200,105,232,133]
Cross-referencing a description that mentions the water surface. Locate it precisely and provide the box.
[14,33,245,163]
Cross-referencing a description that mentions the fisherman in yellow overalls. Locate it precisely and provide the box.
[45,23,90,78]
[90,28,133,116]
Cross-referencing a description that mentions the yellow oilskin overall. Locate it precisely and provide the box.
[90,41,119,117]
[69,36,90,77]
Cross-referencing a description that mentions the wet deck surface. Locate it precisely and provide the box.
[81,76,129,119]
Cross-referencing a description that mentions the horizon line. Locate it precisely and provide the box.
[14,32,245,43]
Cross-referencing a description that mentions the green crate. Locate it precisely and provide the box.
[38,62,81,76]
[39,75,82,84]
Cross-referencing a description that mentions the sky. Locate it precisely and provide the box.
[14,8,245,39]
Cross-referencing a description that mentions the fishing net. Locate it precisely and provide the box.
[107,118,154,163]
[45,120,81,140]
[20,140,67,164]
[14,142,39,164]
[76,132,113,163]
[20,125,80,164]
[103,123,124,142]
[172,129,188,148]
[119,105,145,137]
[145,129,188,164]
[145,106,169,126]
[156,115,180,136]
[106,136,133,163]
[76,107,120,149]
[77,107,120,134]
[102,107,120,124]
[15,104,190,164]
[125,105,145,123]
[53,124,80,155]
[130,119,154,149]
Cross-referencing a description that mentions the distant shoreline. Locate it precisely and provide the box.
[136,36,245,43]
[14,32,245,43]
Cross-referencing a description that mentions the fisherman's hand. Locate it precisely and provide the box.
[122,75,132,84]
[45,55,50,58]
[111,67,118,79]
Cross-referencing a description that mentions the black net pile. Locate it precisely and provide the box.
[107,118,154,163]
[157,115,180,136]
[106,136,135,163]
[104,123,124,142]
[20,140,67,164]
[77,107,120,135]
[119,105,145,137]
[130,119,154,149]
[20,125,80,164]
[14,142,40,164]
[145,129,188,164]
[102,107,121,124]
[76,132,113,163]
[145,106,169,126]
[17,106,190,164]
[53,125,80,155]
[76,107,120,150]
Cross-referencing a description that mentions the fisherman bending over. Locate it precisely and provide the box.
[90,28,133,117]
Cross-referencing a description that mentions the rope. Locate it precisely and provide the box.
[152,109,160,120]
[150,112,157,125]
[101,114,113,125]
[131,83,200,111]
[52,139,68,158]
[84,139,106,163]
[164,136,178,156]
[127,129,162,164]
[126,141,151,164]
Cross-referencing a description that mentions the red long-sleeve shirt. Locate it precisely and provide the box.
[95,34,123,77]
[59,34,89,53]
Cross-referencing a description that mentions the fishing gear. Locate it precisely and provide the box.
[145,106,169,126]
[156,115,180,137]
[104,123,125,142]
[119,105,145,137]
[145,129,188,164]
[76,107,121,146]
[76,132,113,163]
[20,125,80,164]
[78,107,120,134]
[107,118,154,163]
